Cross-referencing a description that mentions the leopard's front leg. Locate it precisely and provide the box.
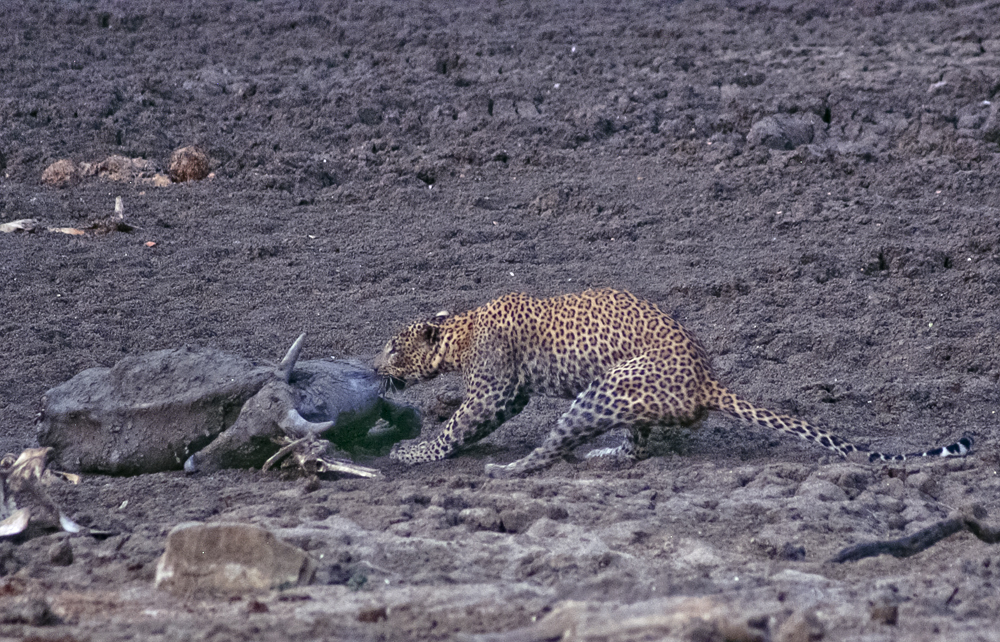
[390,376,529,464]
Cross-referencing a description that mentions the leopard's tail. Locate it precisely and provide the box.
[705,384,973,462]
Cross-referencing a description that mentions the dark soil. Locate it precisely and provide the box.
[2,0,1000,640]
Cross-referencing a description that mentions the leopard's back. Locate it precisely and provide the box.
[477,289,712,401]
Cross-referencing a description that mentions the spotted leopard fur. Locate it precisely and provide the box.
[374,289,972,477]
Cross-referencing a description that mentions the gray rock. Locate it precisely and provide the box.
[747,114,817,150]
[154,521,316,595]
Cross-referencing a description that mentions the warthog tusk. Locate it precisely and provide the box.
[278,408,335,437]
[277,333,307,383]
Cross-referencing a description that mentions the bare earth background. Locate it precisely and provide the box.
[2,0,1000,639]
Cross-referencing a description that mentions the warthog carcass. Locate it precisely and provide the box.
[37,336,420,475]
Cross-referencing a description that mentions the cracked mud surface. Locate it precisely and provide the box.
[1,0,1000,639]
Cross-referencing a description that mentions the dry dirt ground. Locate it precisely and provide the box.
[2,0,1000,640]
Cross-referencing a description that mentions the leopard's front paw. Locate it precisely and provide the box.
[389,440,445,464]
[389,441,421,464]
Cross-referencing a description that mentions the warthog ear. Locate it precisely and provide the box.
[278,409,335,438]
[277,334,307,382]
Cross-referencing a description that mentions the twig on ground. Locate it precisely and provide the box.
[831,513,1000,563]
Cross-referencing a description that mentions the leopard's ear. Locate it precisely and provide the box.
[422,322,442,345]
[421,310,449,344]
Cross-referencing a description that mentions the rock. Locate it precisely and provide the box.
[80,155,159,182]
[461,596,768,642]
[498,504,549,534]
[459,507,502,532]
[747,114,817,150]
[778,542,806,561]
[795,478,849,503]
[169,146,211,182]
[48,538,73,566]
[982,103,1000,143]
[905,471,939,499]
[870,602,898,625]
[42,156,168,187]
[154,522,316,595]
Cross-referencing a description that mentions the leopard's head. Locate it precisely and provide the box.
[374,312,453,388]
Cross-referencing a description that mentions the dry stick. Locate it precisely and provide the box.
[831,515,1000,563]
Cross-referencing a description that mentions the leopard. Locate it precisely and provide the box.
[374,288,973,477]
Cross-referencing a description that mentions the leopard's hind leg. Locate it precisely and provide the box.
[485,384,624,477]
[584,430,640,460]
[485,353,703,477]
[583,424,655,460]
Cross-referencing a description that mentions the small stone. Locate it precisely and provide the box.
[151,173,173,187]
[154,522,316,596]
[499,508,539,534]
[91,155,158,182]
[358,606,387,622]
[906,472,939,499]
[717,615,768,642]
[168,146,211,182]
[48,539,73,566]
[247,599,269,614]
[498,502,548,534]
[547,505,569,520]
[747,114,815,150]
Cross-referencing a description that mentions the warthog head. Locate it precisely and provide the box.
[183,335,335,474]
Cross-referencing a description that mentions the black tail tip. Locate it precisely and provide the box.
[950,435,974,455]
[868,435,974,463]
